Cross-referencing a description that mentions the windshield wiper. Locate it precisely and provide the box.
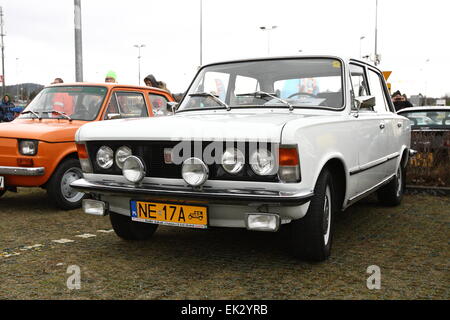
[46,110,72,121]
[189,92,231,111]
[20,110,41,120]
[237,91,293,111]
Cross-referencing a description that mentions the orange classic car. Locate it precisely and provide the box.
[0,83,175,209]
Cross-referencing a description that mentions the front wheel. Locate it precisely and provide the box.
[110,212,158,240]
[47,158,85,210]
[290,168,335,262]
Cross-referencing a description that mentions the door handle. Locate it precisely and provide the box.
[379,123,385,129]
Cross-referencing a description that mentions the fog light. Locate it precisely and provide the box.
[246,213,280,232]
[82,199,107,216]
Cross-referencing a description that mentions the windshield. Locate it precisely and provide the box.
[19,86,107,121]
[400,110,450,128]
[178,58,344,112]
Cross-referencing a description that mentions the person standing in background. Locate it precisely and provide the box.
[0,95,16,122]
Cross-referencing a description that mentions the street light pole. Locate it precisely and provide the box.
[0,6,6,96]
[74,0,84,82]
[359,36,365,59]
[134,44,145,85]
[374,0,379,66]
[199,0,204,66]
[260,26,277,56]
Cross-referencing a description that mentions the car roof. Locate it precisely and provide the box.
[198,55,382,77]
[46,82,171,95]
[398,106,450,113]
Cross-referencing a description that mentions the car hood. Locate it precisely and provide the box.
[0,119,85,142]
[76,111,319,143]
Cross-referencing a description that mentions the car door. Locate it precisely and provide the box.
[349,63,387,194]
[366,68,399,178]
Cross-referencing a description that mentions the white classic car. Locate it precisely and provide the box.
[71,56,411,261]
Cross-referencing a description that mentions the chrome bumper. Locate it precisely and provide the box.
[0,166,45,176]
[71,178,314,206]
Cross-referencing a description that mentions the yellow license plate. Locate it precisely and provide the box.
[130,201,208,229]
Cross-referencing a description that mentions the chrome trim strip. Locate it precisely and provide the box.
[70,178,314,206]
[0,166,45,176]
[349,152,400,176]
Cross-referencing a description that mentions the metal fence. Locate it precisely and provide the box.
[407,130,450,188]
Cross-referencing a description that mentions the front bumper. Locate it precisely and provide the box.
[71,178,314,206]
[0,166,45,176]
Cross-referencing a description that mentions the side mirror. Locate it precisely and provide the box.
[355,96,376,111]
[106,113,121,120]
[167,102,179,114]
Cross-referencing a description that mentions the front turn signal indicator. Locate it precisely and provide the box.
[278,146,301,183]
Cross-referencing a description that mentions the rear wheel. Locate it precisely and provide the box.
[377,165,405,206]
[47,158,85,210]
[290,168,335,261]
[110,212,158,240]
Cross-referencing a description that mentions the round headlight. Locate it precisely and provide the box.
[96,146,114,169]
[250,149,276,176]
[122,156,145,183]
[115,146,132,169]
[182,157,209,187]
[221,148,245,174]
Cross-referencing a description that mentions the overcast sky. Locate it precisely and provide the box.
[1,0,449,97]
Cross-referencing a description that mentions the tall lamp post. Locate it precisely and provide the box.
[199,0,203,66]
[374,0,380,66]
[134,44,145,85]
[259,25,277,56]
[359,36,366,59]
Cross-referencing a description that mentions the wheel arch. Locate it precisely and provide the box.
[313,155,348,211]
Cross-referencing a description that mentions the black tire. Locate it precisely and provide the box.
[0,189,6,198]
[47,158,85,210]
[110,212,158,240]
[290,168,335,262]
[377,165,405,206]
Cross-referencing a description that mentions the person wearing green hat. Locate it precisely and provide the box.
[105,70,117,83]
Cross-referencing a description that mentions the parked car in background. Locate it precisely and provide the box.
[0,83,174,209]
[397,106,450,188]
[72,56,411,261]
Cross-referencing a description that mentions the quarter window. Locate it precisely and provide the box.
[349,64,369,110]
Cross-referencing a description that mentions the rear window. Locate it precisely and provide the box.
[400,110,450,128]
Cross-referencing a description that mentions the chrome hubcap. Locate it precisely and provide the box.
[61,168,84,202]
[323,186,332,245]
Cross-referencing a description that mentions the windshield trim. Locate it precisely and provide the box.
[177,56,347,113]
[19,85,108,121]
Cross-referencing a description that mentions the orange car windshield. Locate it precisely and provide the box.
[19,86,108,121]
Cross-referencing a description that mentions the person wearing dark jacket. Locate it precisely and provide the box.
[392,90,413,112]
[0,95,16,122]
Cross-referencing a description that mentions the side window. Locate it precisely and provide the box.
[349,64,369,110]
[104,92,148,119]
[367,69,389,113]
[149,93,169,116]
